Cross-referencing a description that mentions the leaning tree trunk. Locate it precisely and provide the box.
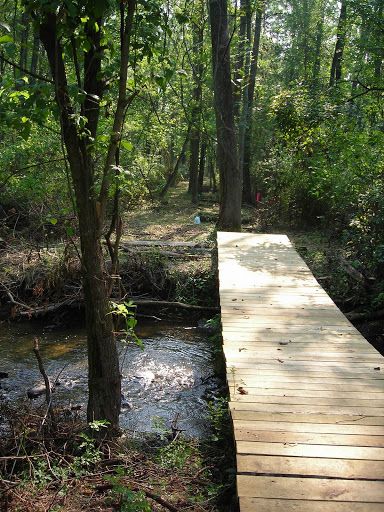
[209,0,242,231]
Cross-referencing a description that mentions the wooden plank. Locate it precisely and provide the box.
[228,379,384,392]
[234,420,384,436]
[231,410,384,426]
[225,361,383,372]
[231,395,384,408]
[237,475,384,502]
[230,388,384,399]
[229,402,384,416]
[226,370,384,380]
[234,429,384,447]
[223,326,358,334]
[223,344,380,355]
[223,333,366,343]
[225,351,383,363]
[220,306,346,316]
[237,454,384,479]
[239,498,384,512]
[236,441,384,460]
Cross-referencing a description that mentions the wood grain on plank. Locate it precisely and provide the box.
[234,429,384,447]
[237,454,384,479]
[236,440,384,460]
[239,498,384,512]
[231,410,384,425]
[237,475,384,502]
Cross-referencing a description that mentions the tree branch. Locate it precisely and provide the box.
[2,55,54,84]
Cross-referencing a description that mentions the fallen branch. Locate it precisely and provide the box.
[121,240,207,248]
[17,298,78,317]
[133,299,219,312]
[96,482,179,512]
[33,338,52,406]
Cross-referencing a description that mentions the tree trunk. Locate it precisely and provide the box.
[238,1,251,202]
[233,0,248,120]
[209,0,242,231]
[19,11,29,72]
[242,1,264,205]
[37,9,127,430]
[198,138,206,194]
[373,0,383,80]
[188,125,200,203]
[30,26,40,81]
[188,17,203,204]
[160,126,191,197]
[329,0,348,86]
[312,2,325,88]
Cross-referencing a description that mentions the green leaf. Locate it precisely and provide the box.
[49,218,58,225]
[0,35,13,44]
[121,140,133,151]
[66,226,75,236]
[9,90,30,100]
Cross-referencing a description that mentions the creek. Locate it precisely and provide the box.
[0,320,220,437]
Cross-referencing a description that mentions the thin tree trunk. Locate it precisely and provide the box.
[188,17,204,204]
[30,27,40,81]
[198,138,206,194]
[242,1,264,205]
[19,11,29,72]
[233,0,248,120]
[160,126,191,197]
[37,3,137,430]
[238,2,251,203]
[209,0,242,231]
[312,2,325,88]
[374,0,383,79]
[329,0,348,86]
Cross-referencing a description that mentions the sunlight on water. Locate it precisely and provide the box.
[0,321,218,437]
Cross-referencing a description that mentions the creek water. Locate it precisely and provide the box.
[0,320,220,437]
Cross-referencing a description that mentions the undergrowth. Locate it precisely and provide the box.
[0,400,235,512]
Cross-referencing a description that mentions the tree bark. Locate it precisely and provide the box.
[19,11,29,72]
[209,0,242,231]
[242,1,264,205]
[188,17,204,204]
[329,0,348,86]
[30,26,40,81]
[233,0,248,120]
[312,1,325,88]
[198,138,206,194]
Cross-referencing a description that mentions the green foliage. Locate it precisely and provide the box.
[157,438,197,469]
[109,300,143,348]
[207,397,229,442]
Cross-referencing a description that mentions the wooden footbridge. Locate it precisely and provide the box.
[217,232,384,512]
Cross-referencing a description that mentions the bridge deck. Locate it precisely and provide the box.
[217,232,384,511]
